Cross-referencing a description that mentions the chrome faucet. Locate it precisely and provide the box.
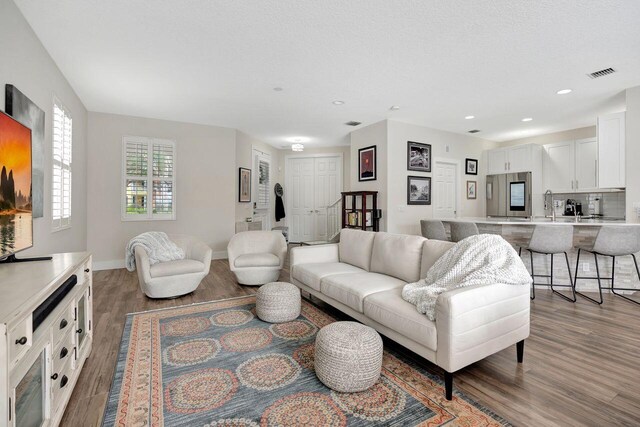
[544,189,555,221]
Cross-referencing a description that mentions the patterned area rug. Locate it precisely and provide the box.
[102,296,510,426]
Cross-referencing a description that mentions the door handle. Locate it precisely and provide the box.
[505,162,507,171]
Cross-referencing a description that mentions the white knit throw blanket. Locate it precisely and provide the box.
[402,234,532,321]
[125,232,185,272]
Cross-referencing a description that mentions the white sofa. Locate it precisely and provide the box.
[290,228,530,400]
[135,234,212,298]
[228,231,288,285]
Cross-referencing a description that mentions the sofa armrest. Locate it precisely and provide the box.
[435,283,530,373]
[290,244,339,266]
[191,240,213,275]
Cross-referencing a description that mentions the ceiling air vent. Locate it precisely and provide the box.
[587,67,616,79]
[468,129,481,134]
[345,121,362,126]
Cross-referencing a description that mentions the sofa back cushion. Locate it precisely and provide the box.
[420,240,455,278]
[339,229,376,271]
[370,233,426,283]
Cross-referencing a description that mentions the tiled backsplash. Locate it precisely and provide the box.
[551,191,626,219]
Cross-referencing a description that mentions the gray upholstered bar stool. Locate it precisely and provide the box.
[574,226,640,305]
[449,222,479,242]
[520,225,575,302]
[420,220,448,241]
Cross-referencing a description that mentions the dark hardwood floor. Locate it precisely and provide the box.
[61,258,640,427]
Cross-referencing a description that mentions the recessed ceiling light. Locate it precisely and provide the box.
[332,100,345,105]
[390,105,400,111]
[465,115,475,120]
[285,136,311,143]
[291,143,304,152]
[273,87,283,92]
[521,117,533,122]
[556,89,572,95]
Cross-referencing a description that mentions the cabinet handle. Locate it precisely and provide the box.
[60,347,69,359]
[571,180,574,189]
[76,328,83,334]
[60,319,68,329]
[576,180,579,189]
[595,159,598,185]
[508,162,511,171]
[15,336,27,345]
[84,268,90,273]
[51,373,58,380]
[505,162,507,171]
[60,375,68,388]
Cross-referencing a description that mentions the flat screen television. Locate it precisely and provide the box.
[0,109,33,259]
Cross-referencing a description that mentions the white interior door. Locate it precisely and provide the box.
[289,158,315,242]
[434,162,457,218]
[314,156,341,241]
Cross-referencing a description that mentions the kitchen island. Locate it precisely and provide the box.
[440,217,640,294]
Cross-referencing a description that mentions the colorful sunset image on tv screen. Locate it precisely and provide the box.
[0,111,32,257]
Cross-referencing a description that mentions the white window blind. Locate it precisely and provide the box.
[52,99,72,231]
[256,155,271,210]
[122,137,176,220]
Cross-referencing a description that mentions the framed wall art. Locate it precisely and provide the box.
[465,158,478,175]
[467,180,477,199]
[239,167,251,202]
[358,145,377,181]
[407,175,431,205]
[407,141,431,172]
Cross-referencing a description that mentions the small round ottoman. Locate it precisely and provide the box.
[314,321,383,392]
[256,282,301,323]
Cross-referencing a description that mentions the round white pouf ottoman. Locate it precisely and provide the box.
[314,321,383,392]
[256,282,301,323]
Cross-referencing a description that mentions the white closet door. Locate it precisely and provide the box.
[434,162,457,218]
[289,158,315,242]
[314,156,341,241]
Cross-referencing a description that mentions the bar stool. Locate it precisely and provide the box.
[420,220,448,240]
[449,222,479,242]
[574,226,640,305]
[520,225,575,302]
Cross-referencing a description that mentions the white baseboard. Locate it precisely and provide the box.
[93,250,228,271]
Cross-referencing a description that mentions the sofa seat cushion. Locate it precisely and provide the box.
[364,288,437,351]
[234,253,280,268]
[320,273,405,313]
[150,259,205,278]
[291,262,365,291]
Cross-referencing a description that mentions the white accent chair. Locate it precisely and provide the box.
[135,234,212,298]
[228,231,287,285]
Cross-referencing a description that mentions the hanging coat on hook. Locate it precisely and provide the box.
[274,183,286,221]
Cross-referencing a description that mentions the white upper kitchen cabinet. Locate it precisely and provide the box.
[575,138,598,191]
[487,148,508,174]
[543,141,575,192]
[486,144,541,175]
[598,112,626,188]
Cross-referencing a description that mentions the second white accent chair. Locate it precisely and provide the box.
[228,230,288,285]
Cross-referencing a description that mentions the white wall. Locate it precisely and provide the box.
[626,86,640,223]
[498,126,596,147]
[87,112,236,268]
[0,0,88,257]
[386,120,495,235]
[349,120,388,230]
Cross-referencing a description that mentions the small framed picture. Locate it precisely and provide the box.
[407,176,431,205]
[407,141,431,172]
[465,158,478,175]
[358,145,377,181]
[239,167,251,202]
[467,180,477,199]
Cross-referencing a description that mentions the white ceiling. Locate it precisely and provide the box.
[14,0,640,147]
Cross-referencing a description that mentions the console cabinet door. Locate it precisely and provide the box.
[10,347,49,427]
[74,287,92,362]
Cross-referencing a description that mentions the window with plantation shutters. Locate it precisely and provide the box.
[255,155,271,210]
[52,99,72,231]
[122,136,176,220]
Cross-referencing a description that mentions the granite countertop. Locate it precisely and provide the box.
[439,216,634,226]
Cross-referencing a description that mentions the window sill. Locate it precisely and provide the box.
[52,224,72,233]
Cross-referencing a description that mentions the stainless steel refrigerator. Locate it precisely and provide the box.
[486,172,532,218]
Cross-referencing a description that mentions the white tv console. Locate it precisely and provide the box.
[0,253,93,427]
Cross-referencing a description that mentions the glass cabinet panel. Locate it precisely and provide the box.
[77,292,87,350]
[14,350,45,427]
